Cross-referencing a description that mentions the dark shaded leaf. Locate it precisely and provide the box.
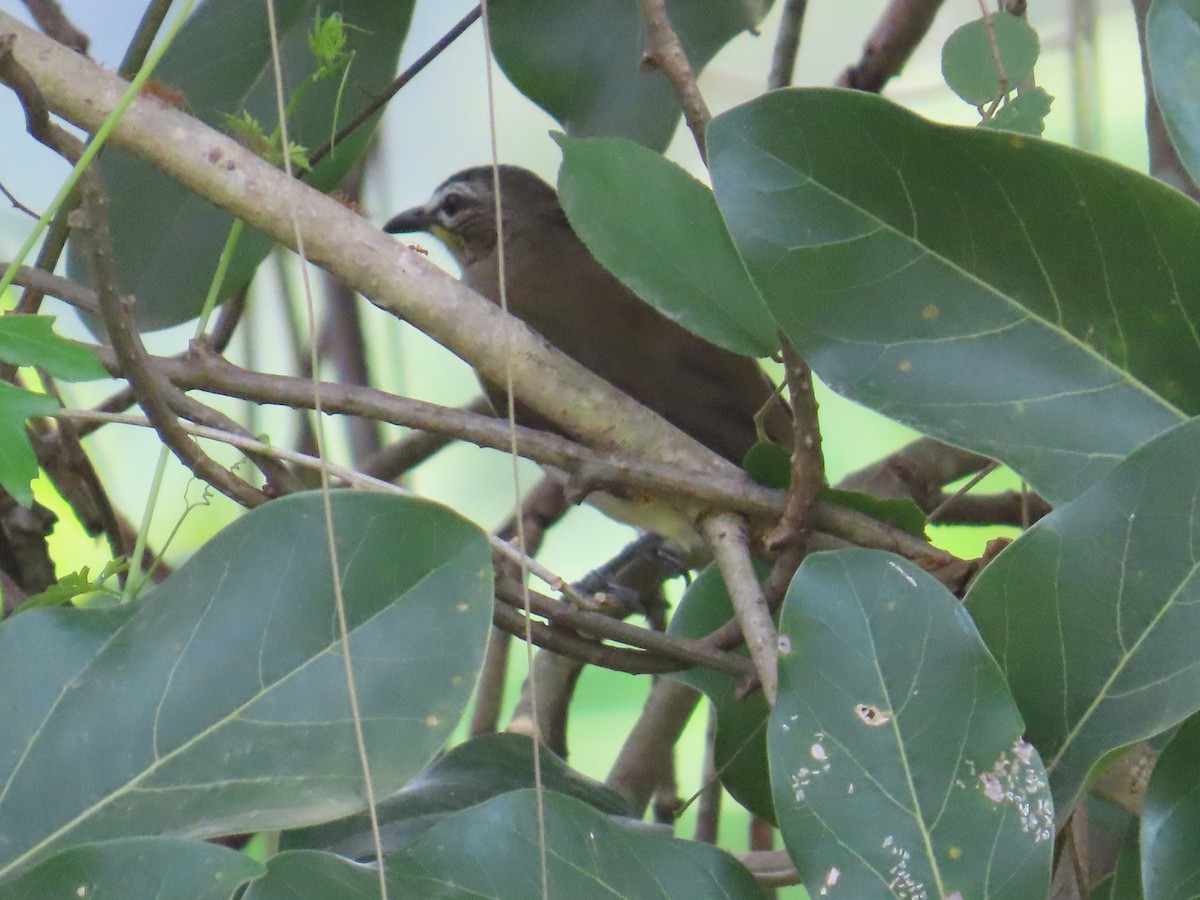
[968,417,1200,818]
[0,492,492,882]
[772,550,1052,898]
[669,564,773,822]
[1147,0,1200,188]
[491,0,774,151]
[709,89,1195,505]
[1141,712,1200,898]
[252,791,764,899]
[280,733,630,858]
[0,838,263,900]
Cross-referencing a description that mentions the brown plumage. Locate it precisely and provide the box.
[384,165,791,467]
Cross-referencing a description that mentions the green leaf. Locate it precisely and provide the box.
[942,13,1041,105]
[820,486,927,538]
[0,382,59,507]
[708,89,1195,505]
[772,550,1053,898]
[742,440,792,489]
[668,564,773,822]
[0,315,106,381]
[967,417,1200,819]
[15,564,124,613]
[280,733,631,858]
[555,135,777,357]
[0,838,263,900]
[254,791,766,898]
[1141,713,1200,897]
[68,0,415,331]
[1147,0,1200,188]
[0,491,492,882]
[981,87,1055,137]
[491,0,774,151]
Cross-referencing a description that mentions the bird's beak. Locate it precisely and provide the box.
[383,205,435,234]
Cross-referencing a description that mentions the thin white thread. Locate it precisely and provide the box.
[479,3,549,896]
[263,3,388,895]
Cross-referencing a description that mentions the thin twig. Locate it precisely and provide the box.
[703,513,778,704]
[765,338,824,551]
[307,5,481,167]
[637,0,711,160]
[767,0,809,89]
[0,179,39,218]
[76,169,267,509]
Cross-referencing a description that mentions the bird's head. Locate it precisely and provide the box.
[383,165,563,267]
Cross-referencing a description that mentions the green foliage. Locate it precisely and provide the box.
[15,559,128,613]
[1147,0,1200,187]
[10,2,1200,896]
[707,88,1197,506]
[1141,714,1200,897]
[0,382,59,507]
[490,0,775,151]
[0,838,264,900]
[669,565,773,823]
[250,792,765,899]
[0,315,106,381]
[556,134,777,357]
[941,13,1041,106]
[981,86,1055,136]
[773,551,1052,898]
[968,418,1200,817]
[66,0,414,331]
[0,492,492,883]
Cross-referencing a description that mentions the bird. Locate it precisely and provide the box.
[383,165,791,546]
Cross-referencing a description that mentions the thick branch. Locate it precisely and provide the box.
[837,0,946,93]
[0,14,733,481]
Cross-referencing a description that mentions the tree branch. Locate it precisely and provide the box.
[837,0,946,93]
[637,0,711,160]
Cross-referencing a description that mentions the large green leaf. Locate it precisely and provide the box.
[249,790,765,899]
[68,0,414,331]
[0,491,492,883]
[490,0,774,151]
[772,550,1052,898]
[708,88,1197,505]
[1140,713,1200,898]
[1148,0,1200,189]
[279,732,631,858]
[0,382,59,507]
[555,135,777,357]
[668,564,772,822]
[967,417,1200,819]
[0,838,263,900]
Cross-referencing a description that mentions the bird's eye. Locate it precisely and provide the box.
[440,193,466,217]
